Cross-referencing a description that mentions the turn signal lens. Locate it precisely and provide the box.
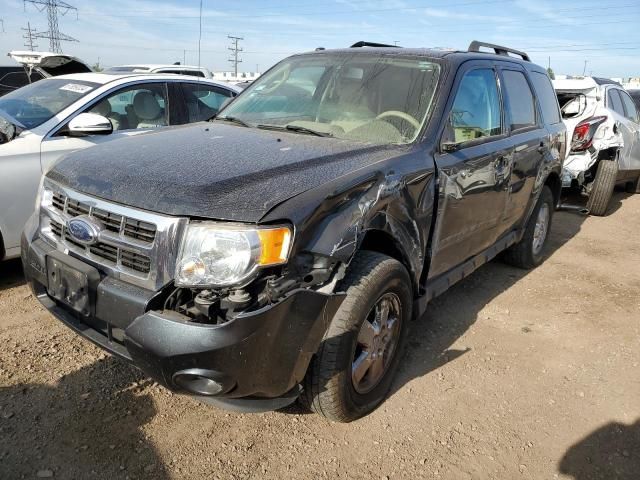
[257,227,292,266]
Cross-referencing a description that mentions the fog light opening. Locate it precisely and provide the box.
[173,372,225,396]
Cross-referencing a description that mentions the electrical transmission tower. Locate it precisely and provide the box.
[228,35,244,78]
[22,22,38,50]
[24,0,78,53]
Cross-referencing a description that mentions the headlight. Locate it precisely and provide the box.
[175,223,292,287]
[34,176,52,210]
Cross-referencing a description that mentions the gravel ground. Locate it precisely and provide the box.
[1,191,639,480]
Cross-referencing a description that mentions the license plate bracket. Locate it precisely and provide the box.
[46,251,100,317]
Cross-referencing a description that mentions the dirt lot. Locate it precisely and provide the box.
[1,191,639,480]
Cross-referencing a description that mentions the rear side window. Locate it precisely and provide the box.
[619,90,639,123]
[502,70,536,131]
[448,68,502,143]
[608,89,625,116]
[530,72,561,124]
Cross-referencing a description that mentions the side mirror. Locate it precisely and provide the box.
[67,113,113,136]
[441,141,461,153]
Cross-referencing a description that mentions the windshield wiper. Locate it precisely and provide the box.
[257,124,333,137]
[211,115,252,128]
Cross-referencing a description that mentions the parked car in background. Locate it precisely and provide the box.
[0,73,239,261]
[1,50,92,97]
[105,64,213,78]
[23,41,564,422]
[553,76,640,215]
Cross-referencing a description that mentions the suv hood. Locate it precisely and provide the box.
[47,123,405,222]
[8,50,92,76]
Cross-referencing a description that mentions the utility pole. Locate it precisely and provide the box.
[24,0,78,53]
[22,22,38,50]
[582,60,588,76]
[0,19,5,33]
[228,35,243,78]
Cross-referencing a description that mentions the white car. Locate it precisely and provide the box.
[553,76,640,215]
[105,64,213,79]
[0,73,240,260]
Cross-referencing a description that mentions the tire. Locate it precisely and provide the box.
[301,251,412,422]
[502,185,554,270]
[586,159,618,216]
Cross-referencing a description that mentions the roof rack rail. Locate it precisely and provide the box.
[468,41,530,62]
[350,41,400,48]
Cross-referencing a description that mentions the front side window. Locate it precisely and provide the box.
[447,68,501,144]
[0,78,98,129]
[220,54,441,145]
[502,70,536,131]
[182,83,234,122]
[87,83,168,131]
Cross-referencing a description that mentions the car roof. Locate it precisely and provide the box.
[108,64,209,71]
[553,75,621,91]
[42,72,241,91]
[294,46,539,69]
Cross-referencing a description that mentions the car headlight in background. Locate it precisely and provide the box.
[175,223,292,287]
[34,177,52,210]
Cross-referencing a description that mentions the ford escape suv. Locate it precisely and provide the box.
[22,41,565,422]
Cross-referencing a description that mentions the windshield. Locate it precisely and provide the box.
[0,78,99,129]
[220,53,441,145]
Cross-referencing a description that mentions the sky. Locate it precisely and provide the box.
[0,0,639,78]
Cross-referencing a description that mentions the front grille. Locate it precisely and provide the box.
[51,192,157,244]
[41,181,188,290]
[49,218,152,273]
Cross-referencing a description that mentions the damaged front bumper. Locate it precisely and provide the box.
[21,215,344,411]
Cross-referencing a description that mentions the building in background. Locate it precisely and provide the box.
[212,71,261,83]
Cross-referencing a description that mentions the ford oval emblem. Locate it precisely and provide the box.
[67,215,103,245]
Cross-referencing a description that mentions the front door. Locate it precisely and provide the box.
[40,82,171,173]
[429,65,512,279]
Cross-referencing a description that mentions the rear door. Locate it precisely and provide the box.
[429,62,512,279]
[497,65,552,228]
[617,89,640,171]
[177,82,237,123]
[607,87,639,172]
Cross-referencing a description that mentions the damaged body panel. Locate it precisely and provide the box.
[23,43,565,419]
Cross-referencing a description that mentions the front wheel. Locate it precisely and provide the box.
[301,251,412,422]
[502,185,554,269]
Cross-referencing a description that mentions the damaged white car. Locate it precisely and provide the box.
[553,76,640,215]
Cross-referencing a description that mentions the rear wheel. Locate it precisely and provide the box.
[301,251,412,422]
[587,159,618,216]
[502,185,554,269]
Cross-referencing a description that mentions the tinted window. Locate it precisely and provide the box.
[88,83,169,131]
[182,83,234,122]
[619,91,639,123]
[448,68,501,143]
[608,89,625,115]
[530,71,560,124]
[629,90,640,110]
[502,70,536,130]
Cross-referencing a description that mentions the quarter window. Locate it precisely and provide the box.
[87,83,169,131]
[502,70,536,131]
[530,72,561,124]
[448,68,502,143]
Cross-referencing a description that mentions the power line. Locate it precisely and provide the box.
[228,35,243,77]
[24,0,78,53]
[22,22,38,51]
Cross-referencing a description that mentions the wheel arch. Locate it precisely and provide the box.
[544,171,562,208]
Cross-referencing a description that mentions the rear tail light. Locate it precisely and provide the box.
[571,116,607,152]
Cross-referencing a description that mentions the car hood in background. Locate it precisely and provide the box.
[8,51,92,76]
[47,123,406,222]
